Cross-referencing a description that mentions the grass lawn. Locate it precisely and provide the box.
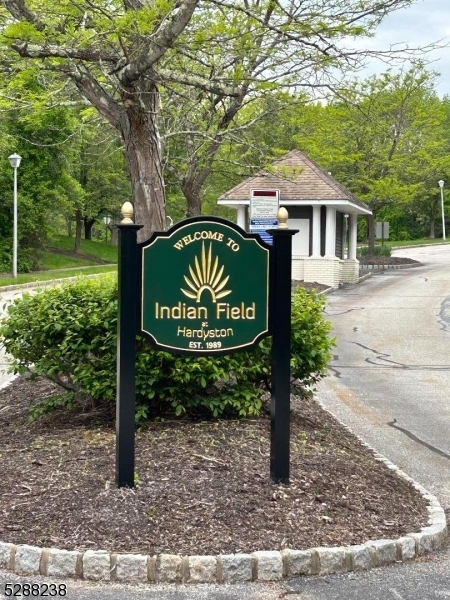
[358,238,450,248]
[49,235,118,263]
[387,238,450,247]
[40,250,98,270]
[0,236,118,288]
[0,265,117,288]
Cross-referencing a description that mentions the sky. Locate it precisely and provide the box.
[350,0,450,96]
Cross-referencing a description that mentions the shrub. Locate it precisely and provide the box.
[358,244,392,257]
[0,238,42,273]
[0,276,335,422]
[393,231,410,241]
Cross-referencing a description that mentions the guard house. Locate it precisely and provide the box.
[217,150,372,288]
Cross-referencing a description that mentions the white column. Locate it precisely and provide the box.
[325,206,336,257]
[236,205,246,230]
[349,213,358,260]
[312,204,321,256]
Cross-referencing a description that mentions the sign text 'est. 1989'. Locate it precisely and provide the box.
[140,218,270,355]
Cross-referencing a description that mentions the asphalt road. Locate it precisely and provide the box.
[318,244,450,508]
[2,246,450,599]
[0,288,26,386]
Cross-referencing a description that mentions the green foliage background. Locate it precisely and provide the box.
[0,276,335,422]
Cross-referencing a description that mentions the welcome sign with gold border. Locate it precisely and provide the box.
[139,216,270,355]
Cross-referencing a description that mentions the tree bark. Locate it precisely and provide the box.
[84,217,95,240]
[108,223,118,246]
[181,180,202,218]
[65,215,73,237]
[429,216,435,238]
[367,212,376,255]
[74,209,83,252]
[429,196,440,238]
[118,81,165,241]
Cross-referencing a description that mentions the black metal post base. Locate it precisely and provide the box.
[116,223,143,488]
[268,227,297,485]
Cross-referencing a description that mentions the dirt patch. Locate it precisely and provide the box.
[0,375,428,556]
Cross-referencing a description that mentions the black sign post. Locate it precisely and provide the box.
[116,208,143,488]
[268,216,297,484]
[115,204,296,488]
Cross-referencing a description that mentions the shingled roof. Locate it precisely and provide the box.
[218,149,370,213]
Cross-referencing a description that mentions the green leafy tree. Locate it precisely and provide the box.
[265,67,448,251]
[1,0,424,237]
[0,98,81,271]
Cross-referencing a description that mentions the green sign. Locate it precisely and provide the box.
[141,217,270,354]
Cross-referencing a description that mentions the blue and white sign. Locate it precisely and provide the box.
[249,190,279,245]
[249,219,278,230]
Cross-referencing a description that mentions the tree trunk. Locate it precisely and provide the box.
[65,215,73,237]
[367,212,377,255]
[84,217,95,240]
[109,223,118,246]
[429,216,435,238]
[181,180,202,218]
[118,81,165,241]
[74,210,83,253]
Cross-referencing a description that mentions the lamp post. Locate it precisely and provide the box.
[8,153,22,278]
[438,180,446,241]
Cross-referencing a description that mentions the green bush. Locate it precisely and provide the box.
[393,231,410,241]
[358,244,392,257]
[0,239,42,273]
[0,276,335,422]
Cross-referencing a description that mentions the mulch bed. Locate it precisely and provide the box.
[0,375,428,556]
[292,280,330,293]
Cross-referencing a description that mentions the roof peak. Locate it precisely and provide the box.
[217,149,369,211]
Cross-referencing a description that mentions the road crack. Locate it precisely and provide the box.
[387,418,450,460]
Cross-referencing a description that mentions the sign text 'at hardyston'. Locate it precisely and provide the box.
[140,218,270,355]
[116,206,297,489]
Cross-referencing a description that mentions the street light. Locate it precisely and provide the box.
[438,180,446,241]
[8,153,22,278]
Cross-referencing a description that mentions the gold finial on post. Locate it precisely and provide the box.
[277,207,289,229]
[121,202,134,224]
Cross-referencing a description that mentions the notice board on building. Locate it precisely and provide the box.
[249,189,279,244]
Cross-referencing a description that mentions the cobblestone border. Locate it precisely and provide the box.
[0,274,446,585]
[0,402,446,584]
[359,262,421,271]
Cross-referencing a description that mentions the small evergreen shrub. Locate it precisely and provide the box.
[358,244,392,257]
[0,275,335,422]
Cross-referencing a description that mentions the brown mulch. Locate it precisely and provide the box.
[0,375,428,556]
[292,281,330,293]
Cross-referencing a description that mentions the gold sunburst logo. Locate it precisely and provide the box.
[181,242,231,303]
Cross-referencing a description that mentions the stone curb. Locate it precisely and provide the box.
[0,399,446,584]
[359,262,421,271]
[357,272,372,284]
[0,266,446,585]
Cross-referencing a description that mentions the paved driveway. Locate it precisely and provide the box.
[317,244,450,508]
[0,288,29,387]
[2,250,450,599]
